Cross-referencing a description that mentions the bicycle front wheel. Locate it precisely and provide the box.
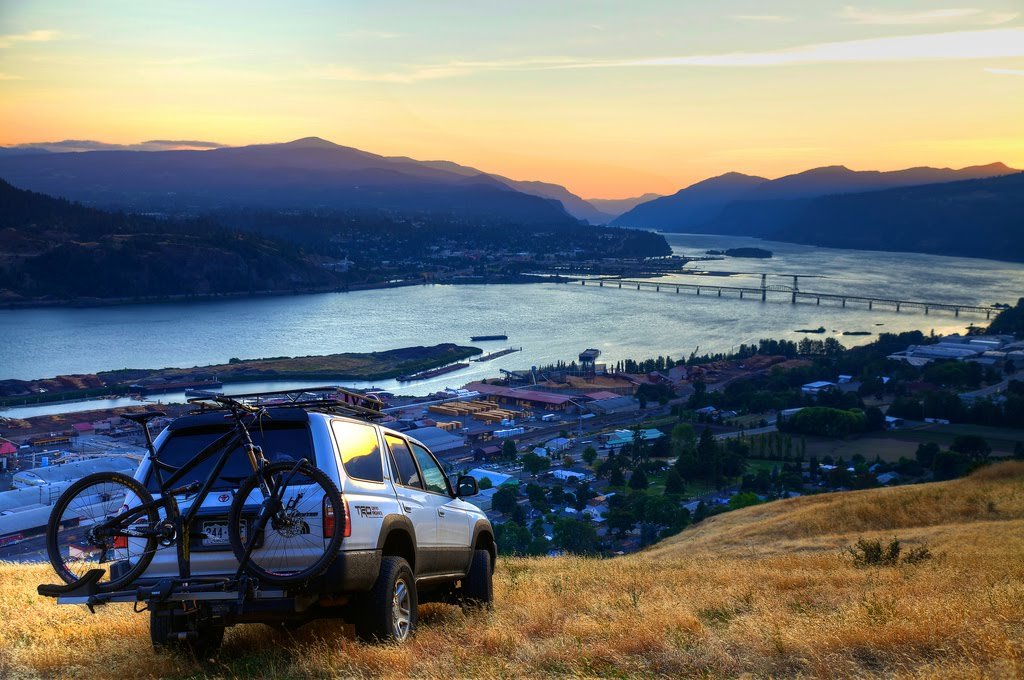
[229,461,344,587]
[46,472,159,591]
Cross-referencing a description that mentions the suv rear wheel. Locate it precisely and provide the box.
[354,556,417,643]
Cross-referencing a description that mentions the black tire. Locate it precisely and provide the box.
[229,461,344,587]
[150,609,225,658]
[46,471,159,591]
[461,549,493,611]
[354,556,417,643]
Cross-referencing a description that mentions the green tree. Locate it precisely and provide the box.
[915,442,940,468]
[478,476,493,490]
[609,467,626,487]
[728,492,762,510]
[520,451,551,477]
[525,483,549,513]
[605,498,636,538]
[552,517,600,555]
[950,434,991,461]
[671,423,697,455]
[492,486,518,514]
[697,427,717,464]
[548,484,566,507]
[501,438,518,460]
[628,467,649,490]
[494,520,532,555]
[664,468,685,496]
[631,425,650,465]
[933,450,969,481]
[574,480,594,512]
[582,445,598,466]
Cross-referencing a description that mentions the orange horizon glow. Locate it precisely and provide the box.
[1,2,1023,199]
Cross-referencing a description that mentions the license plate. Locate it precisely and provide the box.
[201,520,244,547]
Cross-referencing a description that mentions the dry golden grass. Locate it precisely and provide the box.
[3,463,1023,679]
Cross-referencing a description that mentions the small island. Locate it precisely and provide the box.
[0,344,481,407]
[705,247,773,259]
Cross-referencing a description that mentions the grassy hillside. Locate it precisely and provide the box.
[2,464,1022,678]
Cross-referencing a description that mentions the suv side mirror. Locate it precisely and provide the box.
[456,475,479,498]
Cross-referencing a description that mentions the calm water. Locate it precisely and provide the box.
[1,234,1022,417]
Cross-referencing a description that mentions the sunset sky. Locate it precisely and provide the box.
[1,1,1022,198]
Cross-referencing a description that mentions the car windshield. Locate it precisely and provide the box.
[146,422,314,492]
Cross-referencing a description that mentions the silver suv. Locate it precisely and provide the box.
[135,406,495,654]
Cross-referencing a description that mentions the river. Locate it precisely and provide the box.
[2,233,1022,417]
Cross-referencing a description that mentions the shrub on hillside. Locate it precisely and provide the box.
[846,537,932,567]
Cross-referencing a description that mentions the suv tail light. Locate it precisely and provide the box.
[323,497,351,538]
[113,535,127,550]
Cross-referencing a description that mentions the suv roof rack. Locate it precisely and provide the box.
[187,386,386,421]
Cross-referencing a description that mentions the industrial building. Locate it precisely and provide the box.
[405,426,467,454]
[585,395,640,416]
[11,456,138,489]
[464,468,515,487]
[801,381,838,395]
[463,382,580,411]
[887,334,1021,367]
[604,428,665,449]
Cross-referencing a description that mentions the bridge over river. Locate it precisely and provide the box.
[576,274,998,318]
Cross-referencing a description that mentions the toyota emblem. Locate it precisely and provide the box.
[218,493,231,503]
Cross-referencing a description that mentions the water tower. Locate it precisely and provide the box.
[579,348,602,377]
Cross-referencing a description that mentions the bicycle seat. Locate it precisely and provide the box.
[122,411,166,425]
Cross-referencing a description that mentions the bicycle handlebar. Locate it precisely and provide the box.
[209,395,262,413]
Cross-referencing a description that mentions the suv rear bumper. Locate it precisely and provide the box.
[319,548,380,594]
[131,549,382,598]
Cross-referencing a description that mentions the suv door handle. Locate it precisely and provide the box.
[437,508,446,517]
[402,504,412,514]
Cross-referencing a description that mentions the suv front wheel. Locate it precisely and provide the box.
[460,548,493,611]
[354,556,417,643]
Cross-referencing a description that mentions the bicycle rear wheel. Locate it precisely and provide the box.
[229,461,344,587]
[46,472,160,591]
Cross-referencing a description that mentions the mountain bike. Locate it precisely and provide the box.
[42,396,345,594]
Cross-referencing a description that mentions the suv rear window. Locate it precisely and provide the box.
[147,422,314,492]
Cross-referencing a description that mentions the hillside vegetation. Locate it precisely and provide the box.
[2,464,1022,678]
[0,179,340,305]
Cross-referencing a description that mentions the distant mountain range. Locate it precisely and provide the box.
[610,161,1023,261]
[0,137,625,224]
[613,162,1018,232]
[774,172,1024,261]
[587,193,662,217]
[2,137,1019,261]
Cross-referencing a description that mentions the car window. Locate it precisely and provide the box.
[147,423,313,492]
[410,443,451,496]
[332,420,383,483]
[385,435,422,489]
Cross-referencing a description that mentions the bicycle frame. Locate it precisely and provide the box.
[101,408,275,582]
